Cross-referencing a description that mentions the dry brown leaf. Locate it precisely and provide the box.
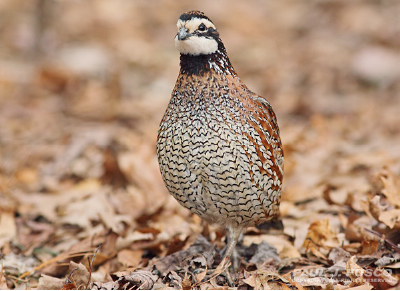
[67,261,90,289]
[194,268,207,284]
[328,247,351,264]
[335,284,373,290]
[280,244,301,259]
[346,256,366,286]
[378,209,400,229]
[163,270,183,289]
[386,261,400,268]
[291,272,330,288]
[242,271,257,288]
[13,178,103,222]
[113,270,158,290]
[364,194,400,229]
[345,216,378,242]
[364,267,398,289]
[243,234,299,259]
[62,282,77,290]
[360,240,380,255]
[368,195,386,221]
[302,219,338,259]
[0,271,8,290]
[108,186,146,219]
[282,270,307,290]
[59,187,125,231]
[379,169,400,208]
[323,185,349,206]
[243,269,288,290]
[117,249,143,268]
[0,211,16,247]
[181,272,192,289]
[208,256,230,279]
[92,281,119,289]
[117,144,169,214]
[15,167,39,189]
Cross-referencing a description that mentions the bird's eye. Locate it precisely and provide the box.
[198,23,207,32]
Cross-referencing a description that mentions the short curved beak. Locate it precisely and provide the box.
[177,27,191,41]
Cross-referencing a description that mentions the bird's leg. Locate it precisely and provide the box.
[210,226,243,286]
[222,225,243,264]
[222,229,243,270]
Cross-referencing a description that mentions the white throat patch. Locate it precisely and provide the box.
[175,35,218,56]
[175,18,218,56]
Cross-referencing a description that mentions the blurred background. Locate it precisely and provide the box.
[1,0,400,287]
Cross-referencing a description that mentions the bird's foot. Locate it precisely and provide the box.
[194,256,235,287]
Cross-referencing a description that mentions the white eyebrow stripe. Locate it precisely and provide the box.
[176,18,216,33]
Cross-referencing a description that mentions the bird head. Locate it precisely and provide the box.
[175,11,220,56]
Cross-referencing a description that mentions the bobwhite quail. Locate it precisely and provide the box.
[157,10,284,268]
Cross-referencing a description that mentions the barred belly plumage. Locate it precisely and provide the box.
[157,76,281,230]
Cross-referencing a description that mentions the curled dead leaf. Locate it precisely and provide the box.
[328,247,351,264]
[378,209,400,229]
[163,271,182,289]
[243,269,289,289]
[360,239,380,255]
[379,169,400,208]
[368,195,386,221]
[302,219,338,260]
[67,261,90,289]
[113,270,158,290]
[37,275,65,290]
[117,249,143,268]
[363,266,398,289]
[346,256,366,287]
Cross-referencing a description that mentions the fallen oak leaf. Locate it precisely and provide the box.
[303,219,338,248]
[37,275,65,290]
[117,249,143,268]
[360,239,380,256]
[378,209,400,229]
[346,256,368,287]
[243,269,289,289]
[113,270,158,290]
[367,195,386,221]
[301,219,338,261]
[379,169,400,208]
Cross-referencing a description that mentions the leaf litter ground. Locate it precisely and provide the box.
[0,1,400,289]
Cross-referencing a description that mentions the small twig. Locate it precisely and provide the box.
[65,267,79,284]
[364,228,400,254]
[18,251,93,280]
[85,243,103,290]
